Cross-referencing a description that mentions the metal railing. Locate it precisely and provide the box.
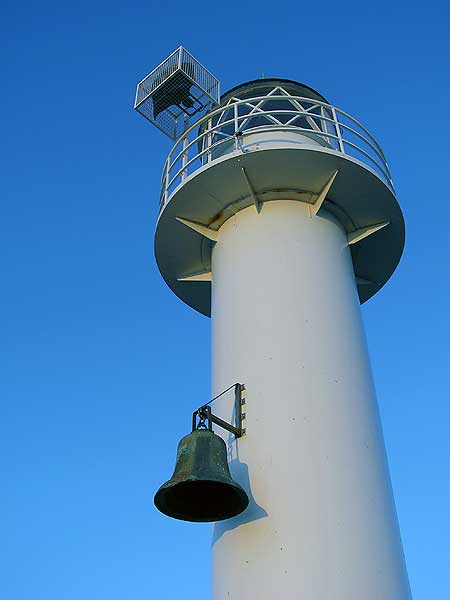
[159,94,394,209]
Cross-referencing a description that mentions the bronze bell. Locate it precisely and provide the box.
[154,429,249,522]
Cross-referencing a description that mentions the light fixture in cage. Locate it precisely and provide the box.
[134,46,220,140]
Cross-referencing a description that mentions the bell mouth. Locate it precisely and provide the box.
[154,479,249,522]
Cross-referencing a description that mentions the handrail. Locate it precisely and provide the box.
[159,95,394,208]
[164,95,387,165]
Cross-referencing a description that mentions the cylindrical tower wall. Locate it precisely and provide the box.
[210,200,411,599]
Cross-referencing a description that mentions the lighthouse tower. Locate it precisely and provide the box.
[135,48,412,599]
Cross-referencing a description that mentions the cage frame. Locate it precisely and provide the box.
[134,46,220,140]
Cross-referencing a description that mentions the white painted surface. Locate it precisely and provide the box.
[210,200,411,599]
[211,129,331,161]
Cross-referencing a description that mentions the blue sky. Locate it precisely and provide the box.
[2,0,449,598]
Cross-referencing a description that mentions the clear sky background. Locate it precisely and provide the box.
[2,0,449,598]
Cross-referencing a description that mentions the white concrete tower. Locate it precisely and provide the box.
[135,51,411,600]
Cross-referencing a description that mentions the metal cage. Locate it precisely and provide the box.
[134,47,220,140]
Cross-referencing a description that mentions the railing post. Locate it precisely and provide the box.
[234,103,239,152]
[164,160,169,206]
[320,105,331,146]
[207,117,212,163]
[181,136,188,182]
[331,106,345,154]
[319,105,325,133]
[160,161,168,209]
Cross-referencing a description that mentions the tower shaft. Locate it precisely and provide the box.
[140,63,412,597]
[210,201,411,599]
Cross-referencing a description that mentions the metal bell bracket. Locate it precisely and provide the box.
[192,383,246,439]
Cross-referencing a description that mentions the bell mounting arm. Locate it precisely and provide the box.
[192,383,246,438]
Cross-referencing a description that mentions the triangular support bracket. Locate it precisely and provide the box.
[177,270,212,282]
[348,222,390,245]
[176,217,219,242]
[310,170,339,216]
[355,275,377,286]
[241,167,263,213]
